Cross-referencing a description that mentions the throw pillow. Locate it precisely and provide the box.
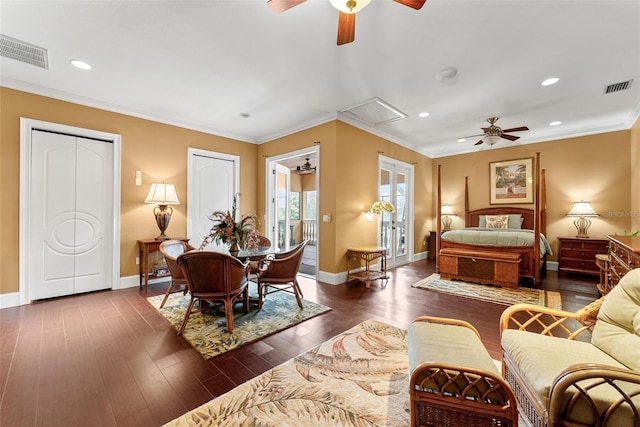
[485,215,509,229]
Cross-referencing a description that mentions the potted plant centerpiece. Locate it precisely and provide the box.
[199,196,259,252]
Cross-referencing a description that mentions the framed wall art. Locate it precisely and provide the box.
[490,157,534,204]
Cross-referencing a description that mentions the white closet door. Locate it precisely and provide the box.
[188,153,237,250]
[29,130,114,300]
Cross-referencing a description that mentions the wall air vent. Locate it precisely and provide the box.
[603,79,633,94]
[0,34,49,69]
[339,97,408,126]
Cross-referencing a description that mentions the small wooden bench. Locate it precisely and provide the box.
[408,316,518,427]
[439,248,521,288]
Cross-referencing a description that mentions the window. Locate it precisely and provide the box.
[290,191,300,220]
[303,191,317,220]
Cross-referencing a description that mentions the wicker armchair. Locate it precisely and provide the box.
[500,269,640,427]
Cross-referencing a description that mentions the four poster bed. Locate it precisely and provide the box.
[435,153,551,288]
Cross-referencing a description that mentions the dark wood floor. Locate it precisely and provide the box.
[0,259,599,427]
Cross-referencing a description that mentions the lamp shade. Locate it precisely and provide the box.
[144,183,180,205]
[567,201,597,217]
[441,204,454,215]
[329,0,371,14]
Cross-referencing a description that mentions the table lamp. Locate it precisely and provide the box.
[567,201,598,238]
[144,182,180,240]
[441,204,454,231]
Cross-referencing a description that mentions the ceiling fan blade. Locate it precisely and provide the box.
[460,133,485,139]
[474,139,484,146]
[267,0,306,14]
[393,0,427,10]
[337,12,355,45]
[501,134,521,141]
[501,126,529,133]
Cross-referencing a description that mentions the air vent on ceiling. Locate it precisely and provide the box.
[339,97,408,126]
[0,34,49,69]
[604,79,633,94]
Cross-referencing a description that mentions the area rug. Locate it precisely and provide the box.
[164,319,410,426]
[412,273,561,309]
[147,288,331,359]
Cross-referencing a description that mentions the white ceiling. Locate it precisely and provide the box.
[2,0,639,158]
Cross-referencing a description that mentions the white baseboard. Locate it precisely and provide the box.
[0,292,21,309]
[547,261,558,271]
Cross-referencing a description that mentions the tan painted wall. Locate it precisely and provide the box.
[631,116,640,232]
[434,130,633,261]
[1,88,257,294]
[1,86,635,295]
[258,121,432,274]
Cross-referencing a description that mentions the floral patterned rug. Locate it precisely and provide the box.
[412,273,562,309]
[147,286,331,359]
[164,319,411,426]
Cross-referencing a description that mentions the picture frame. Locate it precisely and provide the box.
[489,157,534,204]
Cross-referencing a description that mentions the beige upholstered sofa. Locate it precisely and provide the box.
[500,268,640,427]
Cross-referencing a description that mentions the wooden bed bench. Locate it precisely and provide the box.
[408,316,518,427]
[439,248,521,288]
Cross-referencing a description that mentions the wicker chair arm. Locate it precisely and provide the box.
[410,362,519,422]
[548,363,640,426]
[412,316,482,339]
[500,302,600,340]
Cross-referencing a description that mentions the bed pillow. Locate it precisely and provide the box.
[479,214,523,229]
[485,215,509,229]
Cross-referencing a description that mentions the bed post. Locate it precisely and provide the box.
[533,152,541,285]
[464,176,470,226]
[436,165,442,273]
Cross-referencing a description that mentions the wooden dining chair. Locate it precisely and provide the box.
[158,239,195,308]
[176,251,250,335]
[249,235,272,282]
[257,240,308,310]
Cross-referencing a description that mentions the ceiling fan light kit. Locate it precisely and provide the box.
[268,0,426,45]
[329,0,371,14]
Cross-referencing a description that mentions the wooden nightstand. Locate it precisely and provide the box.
[557,237,608,276]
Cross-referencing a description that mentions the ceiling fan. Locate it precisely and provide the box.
[460,117,530,147]
[267,0,427,45]
[293,158,317,174]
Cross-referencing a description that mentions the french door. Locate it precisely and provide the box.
[270,163,291,248]
[379,156,413,268]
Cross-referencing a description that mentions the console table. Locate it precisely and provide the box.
[346,246,388,288]
[138,238,189,289]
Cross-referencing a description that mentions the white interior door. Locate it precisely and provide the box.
[272,163,291,248]
[187,148,239,249]
[29,130,114,300]
[379,157,413,268]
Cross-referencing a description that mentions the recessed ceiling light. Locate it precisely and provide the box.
[418,112,430,118]
[549,121,562,126]
[541,77,559,86]
[71,59,91,70]
[457,138,466,142]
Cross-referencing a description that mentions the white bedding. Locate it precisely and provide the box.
[441,228,553,256]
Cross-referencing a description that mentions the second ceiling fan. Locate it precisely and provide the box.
[461,117,530,147]
[267,0,427,45]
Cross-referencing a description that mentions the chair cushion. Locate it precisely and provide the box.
[502,330,627,408]
[592,268,640,371]
[408,321,498,375]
